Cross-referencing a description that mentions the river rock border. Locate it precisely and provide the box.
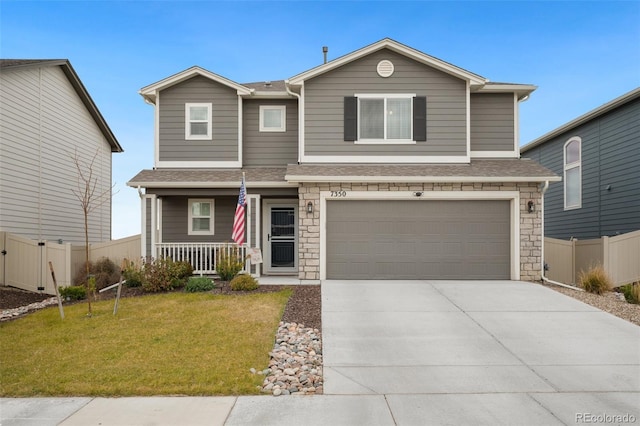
[252,322,323,396]
[1,297,59,321]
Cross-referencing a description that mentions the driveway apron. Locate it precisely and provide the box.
[322,280,640,423]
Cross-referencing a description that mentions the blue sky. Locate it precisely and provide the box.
[2,1,639,239]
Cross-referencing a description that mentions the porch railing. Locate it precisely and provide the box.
[155,242,247,275]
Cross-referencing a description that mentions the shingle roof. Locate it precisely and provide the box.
[127,160,559,188]
[243,80,287,92]
[285,159,560,183]
[127,167,291,188]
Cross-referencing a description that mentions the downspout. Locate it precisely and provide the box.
[284,81,302,164]
[539,180,584,291]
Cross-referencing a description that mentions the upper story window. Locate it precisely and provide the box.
[259,105,286,132]
[344,95,426,144]
[188,199,214,235]
[564,137,582,210]
[185,103,212,140]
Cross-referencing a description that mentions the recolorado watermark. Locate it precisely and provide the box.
[576,413,637,424]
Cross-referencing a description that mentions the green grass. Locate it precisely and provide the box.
[0,290,291,396]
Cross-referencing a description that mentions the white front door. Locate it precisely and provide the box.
[263,200,298,275]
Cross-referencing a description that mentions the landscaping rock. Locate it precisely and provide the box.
[1,297,59,321]
[261,321,323,396]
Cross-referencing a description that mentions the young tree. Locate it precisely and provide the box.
[70,148,115,316]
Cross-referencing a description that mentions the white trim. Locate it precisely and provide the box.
[513,93,520,155]
[473,83,537,101]
[288,38,486,86]
[285,174,561,183]
[299,86,305,163]
[155,160,242,168]
[247,194,261,277]
[187,198,215,236]
[157,197,163,244]
[238,96,243,167]
[185,103,212,140]
[140,193,147,256]
[563,136,582,210]
[154,91,160,168]
[149,194,157,257]
[466,81,471,157]
[298,154,470,164]
[263,200,299,275]
[318,190,520,280]
[127,181,295,189]
[356,94,414,143]
[470,150,519,158]
[259,105,286,132]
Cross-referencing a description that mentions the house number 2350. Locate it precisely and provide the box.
[330,191,347,197]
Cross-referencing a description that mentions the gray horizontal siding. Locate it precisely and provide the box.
[159,76,239,162]
[0,65,111,243]
[243,99,298,166]
[470,93,514,151]
[522,97,640,239]
[161,196,236,243]
[304,49,467,157]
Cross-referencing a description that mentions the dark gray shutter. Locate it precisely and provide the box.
[344,97,357,141]
[413,96,427,141]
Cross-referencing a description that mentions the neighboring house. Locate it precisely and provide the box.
[0,59,123,244]
[128,38,558,283]
[521,87,640,240]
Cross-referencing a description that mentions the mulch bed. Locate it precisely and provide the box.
[0,282,322,331]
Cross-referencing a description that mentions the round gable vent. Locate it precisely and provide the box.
[377,60,394,78]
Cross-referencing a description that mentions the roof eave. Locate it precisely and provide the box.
[126,180,296,189]
[522,86,640,153]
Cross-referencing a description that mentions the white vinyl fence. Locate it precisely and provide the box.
[545,229,640,286]
[0,232,141,295]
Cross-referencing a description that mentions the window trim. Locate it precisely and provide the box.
[563,136,582,210]
[185,103,212,140]
[188,199,215,236]
[259,105,286,132]
[355,93,416,144]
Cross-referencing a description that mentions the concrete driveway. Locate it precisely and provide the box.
[322,280,640,424]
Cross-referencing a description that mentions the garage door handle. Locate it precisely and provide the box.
[267,234,271,242]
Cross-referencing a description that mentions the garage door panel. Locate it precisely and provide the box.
[326,200,511,280]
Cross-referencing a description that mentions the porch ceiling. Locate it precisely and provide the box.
[127,167,291,188]
[284,159,560,183]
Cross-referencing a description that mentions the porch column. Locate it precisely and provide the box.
[140,193,157,258]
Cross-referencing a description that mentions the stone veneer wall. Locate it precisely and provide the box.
[298,182,543,282]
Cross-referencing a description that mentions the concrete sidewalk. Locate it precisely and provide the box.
[2,280,639,425]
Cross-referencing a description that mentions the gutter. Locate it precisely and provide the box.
[284,80,302,163]
[539,180,584,292]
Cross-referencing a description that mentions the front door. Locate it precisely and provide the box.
[263,201,298,274]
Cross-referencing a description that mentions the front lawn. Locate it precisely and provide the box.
[0,290,291,396]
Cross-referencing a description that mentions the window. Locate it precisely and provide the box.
[185,103,212,140]
[564,137,581,210]
[344,95,426,143]
[188,199,214,235]
[259,105,286,132]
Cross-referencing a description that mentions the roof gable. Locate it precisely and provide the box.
[139,66,253,104]
[0,59,123,153]
[288,38,487,87]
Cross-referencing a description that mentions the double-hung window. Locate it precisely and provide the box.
[259,105,286,132]
[564,137,581,210]
[188,199,214,235]
[344,94,426,143]
[185,103,212,140]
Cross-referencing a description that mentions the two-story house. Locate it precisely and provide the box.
[127,39,558,283]
[1,59,123,244]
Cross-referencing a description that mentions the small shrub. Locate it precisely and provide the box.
[620,282,640,304]
[73,257,120,290]
[185,276,215,293]
[59,285,87,301]
[122,259,143,288]
[230,274,259,291]
[578,264,612,295]
[216,246,245,281]
[141,257,191,292]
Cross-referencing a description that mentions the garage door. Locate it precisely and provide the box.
[326,200,511,280]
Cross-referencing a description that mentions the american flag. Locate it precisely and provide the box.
[231,175,246,245]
